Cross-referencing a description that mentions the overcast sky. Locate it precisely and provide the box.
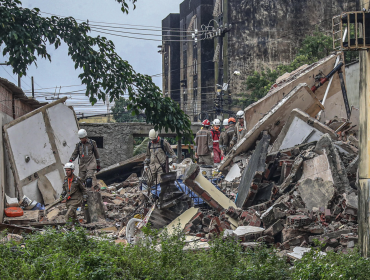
[0,0,183,116]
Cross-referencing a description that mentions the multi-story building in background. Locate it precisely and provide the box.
[162,0,214,122]
[161,13,181,103]
[162,0,359,118]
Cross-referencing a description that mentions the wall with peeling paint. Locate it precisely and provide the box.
[225,0,359,96]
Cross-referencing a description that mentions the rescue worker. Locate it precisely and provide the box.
[219,119,229,157]
[69,129,100,189]
[195,120,214,165]
[223,117,236,152]
[210,119,222,164]
[231,111,247,147]
[144,129,177,186]
[60,162,87,226]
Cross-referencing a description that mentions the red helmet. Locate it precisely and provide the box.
[228,117,236,124]
[202,119,211,126]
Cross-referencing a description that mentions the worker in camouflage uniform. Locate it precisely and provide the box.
[222,117,236,154]
[70,129,100,189]
[219,119,229,157]
[61,162,87,226]
[195,120,214,166]
[144,129,177,186]
[231,111,247,146]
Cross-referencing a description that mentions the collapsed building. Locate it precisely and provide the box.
[0,53,362,258]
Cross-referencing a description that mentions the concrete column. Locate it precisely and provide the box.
[358,0,370,257]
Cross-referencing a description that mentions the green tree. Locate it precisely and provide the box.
[0,0,193,143]
[111,97,144,122]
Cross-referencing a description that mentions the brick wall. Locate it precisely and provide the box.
[0,84,35,119]
[0,84,13,117]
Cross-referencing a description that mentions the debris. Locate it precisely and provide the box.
[4,207,24,217]
[236,132,270,208]
[166,207,200,235]
[224,164,241,182]
[297,178,335,210]
[184,163,236,211]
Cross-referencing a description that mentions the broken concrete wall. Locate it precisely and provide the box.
[243,55,342,131]
[271,109,337,153]
[319,90,348,123]
[314,134,350,194]
[80,123,135,168]
[3,98,80,203]
[80,122,203,168]
[236,132,270,208]
[220,84,324,170]
[0,112,16,222]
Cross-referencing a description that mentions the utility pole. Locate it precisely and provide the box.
[193,21,231,120]
[359,2,370,257]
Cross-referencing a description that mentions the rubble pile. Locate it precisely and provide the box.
[175,114,360,256]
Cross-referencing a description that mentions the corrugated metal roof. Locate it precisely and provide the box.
[0,77,48,108]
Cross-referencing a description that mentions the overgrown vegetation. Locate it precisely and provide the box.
[0,228,369,279]
[234,30,359,109]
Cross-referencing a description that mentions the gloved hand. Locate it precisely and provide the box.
[171,163,177,170]
[69,159,73,163]
[96,165,101,172]
[60,194,65,200]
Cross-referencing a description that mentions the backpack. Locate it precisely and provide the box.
[78,139,95,159]
[148,138,166,155]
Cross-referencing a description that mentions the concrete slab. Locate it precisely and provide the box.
[165,207,199,235]
[297,178,335,211]
[184,164,236,212]
[270,109,337,153]
[224,164,241,182]
[287,247,326,260]
[236,132,270,208]
[233,226,265,241]
[244,54,341,132]
[220,84,324,171]
[301,152,334,183]
[314,134,350,194]
[3,98,79,203]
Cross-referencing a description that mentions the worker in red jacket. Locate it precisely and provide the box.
[210,119,222,164]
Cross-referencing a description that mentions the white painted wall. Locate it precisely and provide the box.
[7,112,55,181]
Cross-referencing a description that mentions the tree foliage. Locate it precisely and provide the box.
[0,0,193,143]
[111,97,144,122]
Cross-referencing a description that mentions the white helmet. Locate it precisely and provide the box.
[223,119,229,126]
[78,129,87,139]
[213,119,221,126]
[236,110,244,119]
[149,129,159,140]
[64,162,75,170]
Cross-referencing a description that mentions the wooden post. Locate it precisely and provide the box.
[358,0,370,258]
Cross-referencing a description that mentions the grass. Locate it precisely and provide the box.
[0,227,369,280]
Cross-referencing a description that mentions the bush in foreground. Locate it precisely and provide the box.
[0,227,369,279]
